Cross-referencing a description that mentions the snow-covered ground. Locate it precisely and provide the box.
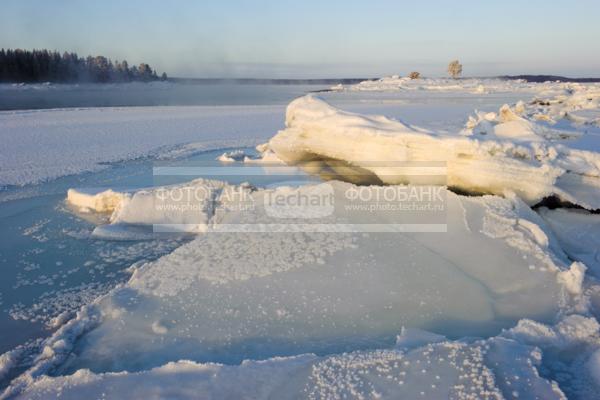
[0,105,283,187]
[345,76,537,93]
[3,78,600,399]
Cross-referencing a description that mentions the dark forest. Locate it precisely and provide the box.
[0,49,167,83]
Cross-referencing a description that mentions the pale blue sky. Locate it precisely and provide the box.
[1,0,599,78]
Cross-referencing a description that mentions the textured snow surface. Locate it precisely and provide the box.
[14,316,600,400]
[6,180,595,399]
[0,106,282,187]
[9,335,567,400]
[5,78,600,399]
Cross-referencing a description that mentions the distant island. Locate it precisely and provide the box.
[0,48,167,83]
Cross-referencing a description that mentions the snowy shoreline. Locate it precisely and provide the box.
[3,78,600,399]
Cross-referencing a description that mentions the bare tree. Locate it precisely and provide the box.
[409,71,421,79]
[447,60,463,79]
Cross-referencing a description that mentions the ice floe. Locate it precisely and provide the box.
[268,94,600,209]
[67,179,255,238]
[217,143,284,165]
[6,176,593,397]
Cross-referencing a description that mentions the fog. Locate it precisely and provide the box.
[0,81,351,111]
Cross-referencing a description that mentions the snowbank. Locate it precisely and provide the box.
[345,76,539,94]
[268,95,600,209]
[462,103,582,142]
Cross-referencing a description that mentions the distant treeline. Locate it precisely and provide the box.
[0,49,167,83]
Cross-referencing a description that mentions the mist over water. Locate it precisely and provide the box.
[0,82,332,110]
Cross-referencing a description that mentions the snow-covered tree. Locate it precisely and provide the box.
[448,60,462,79]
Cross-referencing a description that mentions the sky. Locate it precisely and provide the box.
[1,0,599,78]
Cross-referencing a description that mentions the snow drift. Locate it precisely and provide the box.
[268,95,600,209]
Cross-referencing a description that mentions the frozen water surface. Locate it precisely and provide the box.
[54,188,566,376]
[3,79,600,399]
[0,147,314,384]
